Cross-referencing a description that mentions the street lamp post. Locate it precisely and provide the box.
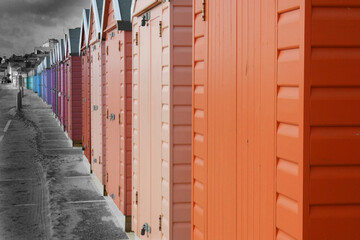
[16,70,24,111]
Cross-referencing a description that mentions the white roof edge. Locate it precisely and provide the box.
[56,43,59,63]
[113,0,122,22]
[89,0,102,42]
[68,34,71,56]
[59,39,63,61]
[64,34,68,58]
[100,0,106,39]
[79,22,84,54]
[100,0,123,39]
[130,0,135,21]
[79,9,90,53]
[79,9,91,53]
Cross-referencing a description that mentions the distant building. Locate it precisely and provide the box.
[34,39,58,55]
[1,39,56,87]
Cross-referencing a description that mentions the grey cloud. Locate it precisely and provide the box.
[0,0,89,57]
[0,0,89,16]
[0,37,14,48]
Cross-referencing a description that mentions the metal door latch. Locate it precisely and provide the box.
[110,113,115,120]
[141,12,150,27]
[141,223,151,236]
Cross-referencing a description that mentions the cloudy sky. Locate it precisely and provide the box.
[0,0,90,58]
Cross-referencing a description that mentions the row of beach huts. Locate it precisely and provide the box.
[24,0,360,239]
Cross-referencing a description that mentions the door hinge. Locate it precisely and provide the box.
[135,191,138,205]
[159,21,162,37]
[202,0,206,21]
[106,46,109,56]
[107,108,109,119]
[118,113,121,124]
[118,40,121,52]
[159,215,162,231]
[106,172,108,182]
[99,156,101,164]
[135,32,138,46]
[118,186,120,197]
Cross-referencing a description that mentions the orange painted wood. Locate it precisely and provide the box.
[89,4,107,184]
[103,0,133,219]
[306,1,360,239]
[192,0,360,239]
[81,26,91,162]
[80,8,91,160]
[69,56,82,143]
[132,1,192,239]
[192,0,277,239]
[132,0,161,16]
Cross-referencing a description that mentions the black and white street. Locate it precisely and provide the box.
[0,84,129,240]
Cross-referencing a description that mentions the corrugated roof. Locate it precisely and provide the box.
[96,0,103,23]
[85,9,90,24]
[117,0,131,22]
[45,56,51,69]
[60,39,65,61]
[68,28,81,55]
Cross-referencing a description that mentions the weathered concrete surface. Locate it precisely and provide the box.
[0,84,128,240]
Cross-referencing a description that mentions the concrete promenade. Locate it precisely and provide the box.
[0,84,130,240]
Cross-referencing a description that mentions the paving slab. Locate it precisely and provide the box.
[51,202,129,240]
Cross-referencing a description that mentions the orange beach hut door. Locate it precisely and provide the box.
[137,10,162,240]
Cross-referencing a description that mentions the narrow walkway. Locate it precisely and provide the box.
[0,84,128,240]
